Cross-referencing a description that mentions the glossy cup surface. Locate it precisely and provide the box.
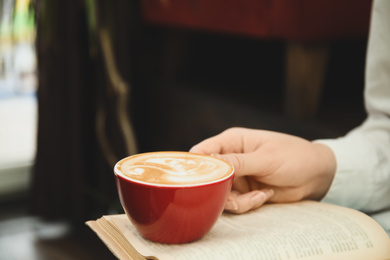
[114,151,234,244]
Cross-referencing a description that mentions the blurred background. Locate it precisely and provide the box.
[0,0,371,259]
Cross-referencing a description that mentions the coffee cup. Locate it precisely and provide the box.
[114,151,234,244]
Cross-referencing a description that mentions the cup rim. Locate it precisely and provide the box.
[114,151,235,188]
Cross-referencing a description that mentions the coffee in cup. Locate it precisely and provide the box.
[114,151,234,244]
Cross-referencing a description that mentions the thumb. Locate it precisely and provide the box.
[212,153,263,177]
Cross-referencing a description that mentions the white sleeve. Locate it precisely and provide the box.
[317,0,390,213]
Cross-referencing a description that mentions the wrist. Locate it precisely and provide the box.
[310,142,337,200]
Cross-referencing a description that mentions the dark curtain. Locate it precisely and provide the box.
[32,0,139,223]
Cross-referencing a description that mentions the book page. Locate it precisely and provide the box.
[86,220,143,260]
[103,201,390,260]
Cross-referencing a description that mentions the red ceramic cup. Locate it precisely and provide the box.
[114,151,234,244]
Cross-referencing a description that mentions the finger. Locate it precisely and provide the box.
[231,176,252,194]
[231,175,272,194]
[225,189,274,214]
[213,153,268,178]
[224,190,241,211]
[189,127,247,155]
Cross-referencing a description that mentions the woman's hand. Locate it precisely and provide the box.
[190,127,336,214]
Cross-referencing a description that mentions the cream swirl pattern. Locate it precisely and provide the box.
[118,152,232,185]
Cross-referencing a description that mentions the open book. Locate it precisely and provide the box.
[86,201,390,260]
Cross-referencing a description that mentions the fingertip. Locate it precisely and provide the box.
[250,189,274,208]
[225,198,239,211]
[189,143,216,155]
[225,189,274,214]
[188,146,198,153]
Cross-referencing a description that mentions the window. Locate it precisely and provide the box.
[0,0,36,199]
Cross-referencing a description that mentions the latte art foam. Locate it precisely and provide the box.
[116,152,233,185]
